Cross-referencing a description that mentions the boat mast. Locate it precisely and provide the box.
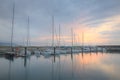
[58,24,61,47]
[71,28,74,57]
[82,32,84,48]
[52,15,54,47]
[74,33,76,47]
[11,1,15,51]
[71,28,73,48]
[27,16,30,47]
[25,16,30,55]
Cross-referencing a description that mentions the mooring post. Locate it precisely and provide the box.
[11,47,14,52]
[25,47,27,56]
[90,46,91,53]
[102,47,104,53]
[71,47,72,54]
[53,47,56,62]
[82,47,83,53]
[96,47,98,54]
[53,47,56,55]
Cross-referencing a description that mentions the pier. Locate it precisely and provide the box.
[0,45,120,57]
[97,45,120,52]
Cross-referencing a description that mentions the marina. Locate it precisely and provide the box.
[0,46,106,56]
[1,45,120,57]
[1,0,120,80]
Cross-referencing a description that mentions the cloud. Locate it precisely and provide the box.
[0,0,120,45]
[64,14,120,45]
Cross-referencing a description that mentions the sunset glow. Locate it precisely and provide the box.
[0,0,120,46]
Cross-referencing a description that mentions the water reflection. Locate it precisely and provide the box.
[0,52,120,80]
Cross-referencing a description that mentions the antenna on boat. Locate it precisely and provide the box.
[11,0,15,51]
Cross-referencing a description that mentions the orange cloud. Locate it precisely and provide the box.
[63,15,120,45]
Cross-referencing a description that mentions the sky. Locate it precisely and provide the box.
[0,0,120,46]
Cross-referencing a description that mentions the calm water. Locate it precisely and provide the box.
[0,52,120,80]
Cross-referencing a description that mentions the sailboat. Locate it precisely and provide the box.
[5,0,16,56]
[34,49,41,57]
[70,29,82,53]
[19,16,31,57]
[42,16,58,55]
[56,24,67,54]
[81,32,91,53]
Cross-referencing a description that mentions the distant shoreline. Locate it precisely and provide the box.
[0,45,120,47]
